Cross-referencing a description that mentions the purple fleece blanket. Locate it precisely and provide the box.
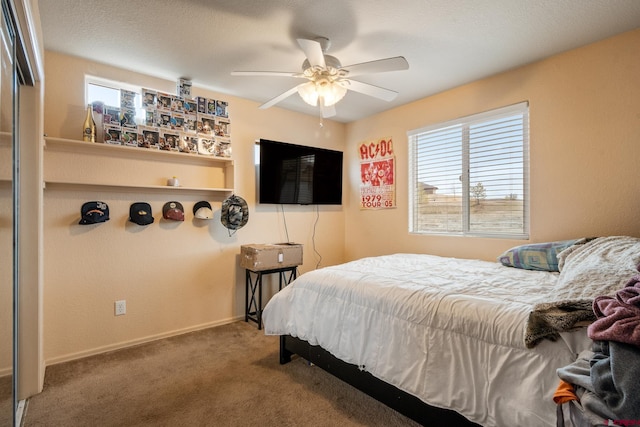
[587,275,640,347]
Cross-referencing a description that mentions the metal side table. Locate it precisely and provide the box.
[245,266,298,329]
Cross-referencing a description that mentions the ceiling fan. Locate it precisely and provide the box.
[231,37,409,118]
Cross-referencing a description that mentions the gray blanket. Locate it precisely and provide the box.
[591,340,640,420]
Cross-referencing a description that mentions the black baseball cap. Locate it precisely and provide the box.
[79,201,110,225]
[129,202,154,225]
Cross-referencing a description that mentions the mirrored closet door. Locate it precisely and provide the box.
[1,0,18,424]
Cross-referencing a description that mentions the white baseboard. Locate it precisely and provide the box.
[44,315,245,367]
[16,399,26,426]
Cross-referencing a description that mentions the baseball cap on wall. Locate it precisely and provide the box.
[193,201,213,220]
[163,201,185,221]
[129,202,154,225]
[79,201,110,225]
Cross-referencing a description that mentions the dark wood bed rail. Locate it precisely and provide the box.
[279,335,480,427]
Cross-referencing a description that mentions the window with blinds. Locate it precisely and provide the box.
[408,102,529,238]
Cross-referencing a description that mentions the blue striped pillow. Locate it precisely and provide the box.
[498,239,580,272]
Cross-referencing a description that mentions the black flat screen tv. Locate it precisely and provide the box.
[258,139,343,205]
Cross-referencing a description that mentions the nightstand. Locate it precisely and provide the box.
[245,266,298,329]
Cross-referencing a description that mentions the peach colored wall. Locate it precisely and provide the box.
[344,28,640,262]
[42,51,345,363]
[42,28,640,364]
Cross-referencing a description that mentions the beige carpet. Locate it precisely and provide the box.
[0,374,11,426]
[23,321,421,426]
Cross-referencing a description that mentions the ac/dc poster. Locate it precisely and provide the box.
[359,137,396,209]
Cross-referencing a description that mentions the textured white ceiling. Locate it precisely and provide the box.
[37,0,640,123]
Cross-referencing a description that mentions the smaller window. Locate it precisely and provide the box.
[85,76,144,123]
[87,83,120,107]
[408,102,529,239]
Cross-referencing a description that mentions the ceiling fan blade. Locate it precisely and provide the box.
[340,79,399,102]
[341,56,409,77]
[297,38,326,68]
[259,84,304,109]
[320,103,336,118]
[231,71,302,78]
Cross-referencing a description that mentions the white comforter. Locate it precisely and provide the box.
[262,254,592,427]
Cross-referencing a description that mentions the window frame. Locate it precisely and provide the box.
[84,75,145,124]
[85,75,142,105]
[408,102,530,239]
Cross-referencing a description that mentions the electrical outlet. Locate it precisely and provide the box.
[115,300,126,316]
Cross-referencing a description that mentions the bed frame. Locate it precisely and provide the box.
[279,335,480,426]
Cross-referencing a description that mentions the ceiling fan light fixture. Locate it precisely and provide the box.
[233,37,408,114]
[297,82,319,106]
[318,80,347,107]
[298,79,347,107]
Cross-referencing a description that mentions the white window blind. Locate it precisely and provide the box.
[408,102,529,238]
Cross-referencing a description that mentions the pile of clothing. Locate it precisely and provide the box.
[555,274,640,426]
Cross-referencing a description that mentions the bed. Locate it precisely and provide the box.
[262,236,640,427]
